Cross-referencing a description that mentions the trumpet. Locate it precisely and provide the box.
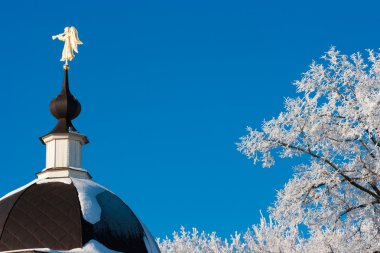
[52,33,64,40]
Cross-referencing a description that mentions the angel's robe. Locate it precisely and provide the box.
[61,35,75,62]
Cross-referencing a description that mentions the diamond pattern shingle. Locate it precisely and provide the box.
[0,182,83,251]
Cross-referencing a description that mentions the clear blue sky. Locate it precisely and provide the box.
[1,0,379,239]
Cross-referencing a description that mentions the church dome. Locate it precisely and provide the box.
[0,177,159,253]
[0,27,161,253]
[0,178,159,253]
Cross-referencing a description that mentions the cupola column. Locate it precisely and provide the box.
[41,133,86,169]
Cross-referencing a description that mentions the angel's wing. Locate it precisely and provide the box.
[69,27,83,53]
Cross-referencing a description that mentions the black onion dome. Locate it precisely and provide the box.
[0,179,160,253]
[48,65,81,134]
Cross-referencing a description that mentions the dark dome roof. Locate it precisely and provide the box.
[0,178,160,253]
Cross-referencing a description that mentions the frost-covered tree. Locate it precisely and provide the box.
[158,217,304,253]
[238,47,380,251]
[159,48,380,252]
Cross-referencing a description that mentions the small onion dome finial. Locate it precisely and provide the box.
[48,65,81,134]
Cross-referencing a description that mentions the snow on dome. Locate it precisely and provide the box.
[0,240,122,253]
[36,178,72,185]
[34,177,109,224]
[35,240,123,253]
[71,178,107,224]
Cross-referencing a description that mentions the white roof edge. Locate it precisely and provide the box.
[0,180,37,202]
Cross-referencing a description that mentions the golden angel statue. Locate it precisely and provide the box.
[52,26,83,64]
